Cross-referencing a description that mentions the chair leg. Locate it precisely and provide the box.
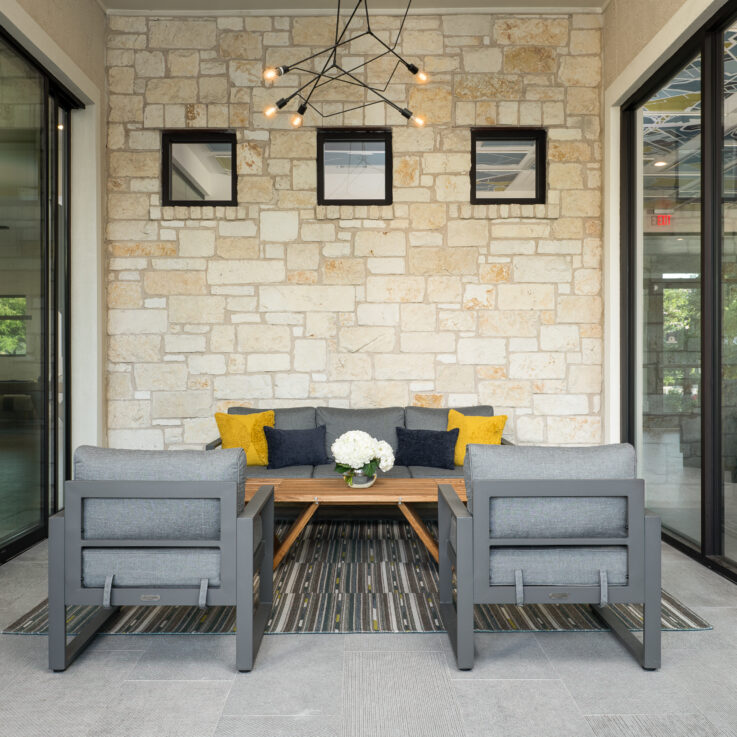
[642,515,662,670]
[48,514,67,672]
[236,516,255,672]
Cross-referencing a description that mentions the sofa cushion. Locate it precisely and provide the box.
[408,465,464,478]
[264,426,329,469]
[395,427,458,469]
[316,406,405,456]
[464,443,636,514]
[312,463,412,479]
[405,405,494,431]
[489,546,628,587]
[82,548,221,588]
[228,406,317,430]
[215,410,273,466]
[74,446,247,540]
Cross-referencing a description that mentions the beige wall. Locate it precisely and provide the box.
[105,13,604,450]
[603,0,689,88]
[15,0,106,91]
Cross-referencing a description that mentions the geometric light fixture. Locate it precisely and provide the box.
[263,0,427,128]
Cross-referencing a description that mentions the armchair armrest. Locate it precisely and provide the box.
[205,437,222,450]
[438,483,470,520]
[239,484,274,520]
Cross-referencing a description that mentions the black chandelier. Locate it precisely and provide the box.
[262,0,428,129]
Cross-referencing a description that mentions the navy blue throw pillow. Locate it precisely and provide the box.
[394,427,459,469]
[264,425,330,469]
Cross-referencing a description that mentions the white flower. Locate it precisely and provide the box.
[331,431,395,474]
[376,440,395,472]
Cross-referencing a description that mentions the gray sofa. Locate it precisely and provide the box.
[207,405,507,476]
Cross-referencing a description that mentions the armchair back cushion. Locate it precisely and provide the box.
[74,446,247,541]
[316,406,405,456]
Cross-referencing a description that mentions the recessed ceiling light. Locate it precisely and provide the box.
[653,161,668,167]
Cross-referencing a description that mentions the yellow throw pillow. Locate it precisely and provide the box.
[447,409,507,466]
[215,410,274,466]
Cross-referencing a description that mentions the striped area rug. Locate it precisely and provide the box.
[4,520,710,635]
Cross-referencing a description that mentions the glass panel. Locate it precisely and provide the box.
[637,54,702,545]
[722,25,737,564]
[0,36,46,549]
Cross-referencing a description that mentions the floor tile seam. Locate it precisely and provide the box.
[122,678,235,683]
[449,676,563,682]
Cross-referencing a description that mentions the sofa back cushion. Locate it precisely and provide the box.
[74,446,246,540]
[405,405,494,432]
[316,406,406,456]
[228,406,316,430]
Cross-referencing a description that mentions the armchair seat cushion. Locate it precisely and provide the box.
[489,546,628,587]
[82,548,222,588]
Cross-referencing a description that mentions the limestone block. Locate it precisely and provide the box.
[210,325,236,352]
[367,257,405,274]
[395,156,420,187]
[107,221,159,242]
[410,203,446,230]
[166,50,199,77]
[454,74,522,101]
[402,30,443,54]
[516,415,544,442]
[229,59,261,87]
[219,31,262,58]
[301,223,335,241]
[509,352,566,379]
[513,255,572,283]
[366,276,425,303]
[534,394,589,415]
[214,374,272,399]
[567,87,599,114]
[549,163,584,189]
[236,142,263,175]
[435,175,470,202]
[574,268,601,295]
[237,324,291,352]
[177,229,214,257]
[408,86,452,124]
[551,416,601,443]
[355,230,406,257]
[275,373,309,398]
[356,304,399,326]
[458,338,506,365]
[108,282,143,309]
[108,398,150,429]
[109,67,134,94]
[442,15,492,36]
[109,152,159,178]
[447,219,488,246]
[287,245,320,271]
[149,19,216,48]
[568,364,602,393]
[549,141,591,162]
[480,264,511,283]
[323,259,365,285]
[557,295,602,323]
[135,363,188,390]
[540,324,580,351]
[107,373,133,400]
[503,47,556,74]
[248,354,290,372]
[207,259,285,284]
[217,237,259,259]
[292,16,337,45]
[478,310,538,337]
[260,286,355,312]
[463,285,496,310]
[294,339,327,371]
[350,381,409,408]
[261,210,298,241]
[463,48,502,73]
[109,309,167,334]
[168,296,225,323]
[109,95,143,122]
[152,390,212,418]
[144,271,207,295]
[559,56,601,87]
[436,364,475,392]
[239,176,274,203]
[165,334,206,353]
[439,310,476,332]
[421,153,469,175]
[270,131,316,159]
[497,284,555,310]
[109,429,164,450]
[375,353,435,380]
[561,190,601,217]
[182,416,218,445]
[401,303,436,331]
[401,332,455,353]
[109,335,162,362]
[427,276,462,303]
[494,18,568,46]
[146,78,199,103]
[293,160,316,190]
[340,326,396,353]
[409,247,478,276]
[135,51,165,77]
[393,127,435,152]
[329,353,372,381]
[479,381,532,408]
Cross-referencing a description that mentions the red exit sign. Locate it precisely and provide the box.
[651,214,672,226]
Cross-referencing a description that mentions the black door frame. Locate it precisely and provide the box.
[0,26,80,564]
[621,0,737,582]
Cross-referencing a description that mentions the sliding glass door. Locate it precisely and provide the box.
[0,31,74,562]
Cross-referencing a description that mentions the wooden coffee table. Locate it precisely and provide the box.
[244,477,466,569]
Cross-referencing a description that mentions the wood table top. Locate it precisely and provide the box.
[244,476,466,504]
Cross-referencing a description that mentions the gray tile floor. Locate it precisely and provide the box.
[1,540,737,737]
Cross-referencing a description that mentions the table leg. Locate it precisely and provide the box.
[273,502,319,570]
[398,502,439,563]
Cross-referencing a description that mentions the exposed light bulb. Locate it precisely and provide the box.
[57,123,64,130]
[263,67,278,82]
[290,113,304,128]
[263,104,278,118]
[410,114,425,128]
[416,70,429,83]
[653,160,668,167]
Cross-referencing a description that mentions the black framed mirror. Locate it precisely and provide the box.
[161,130,237,207]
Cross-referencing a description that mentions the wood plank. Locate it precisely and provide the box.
[273,502,319,570]
[244,477,466,504]
[398,502,439,563]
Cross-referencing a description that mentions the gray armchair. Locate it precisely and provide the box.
[438,444,661,670]
[48,446,273,672]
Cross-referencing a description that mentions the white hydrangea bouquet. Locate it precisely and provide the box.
[331,430,395,488]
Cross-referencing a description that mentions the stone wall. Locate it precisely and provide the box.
[105,12,604,450]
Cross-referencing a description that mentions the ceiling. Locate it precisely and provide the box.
[101,0,606,13]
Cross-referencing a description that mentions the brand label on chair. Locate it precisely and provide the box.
[140,594,160,602]
[549,592,569,600]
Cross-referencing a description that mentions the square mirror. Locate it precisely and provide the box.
[162,131,237,206]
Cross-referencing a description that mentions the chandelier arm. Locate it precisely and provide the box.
[390,0,413,51]
[276,30,370,78]
[294,50,393,91]
[371,34,414,70]
[363,0,371,34]
[333,65,405,115]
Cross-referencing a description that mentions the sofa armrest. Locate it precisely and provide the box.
[205,437,222,450]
